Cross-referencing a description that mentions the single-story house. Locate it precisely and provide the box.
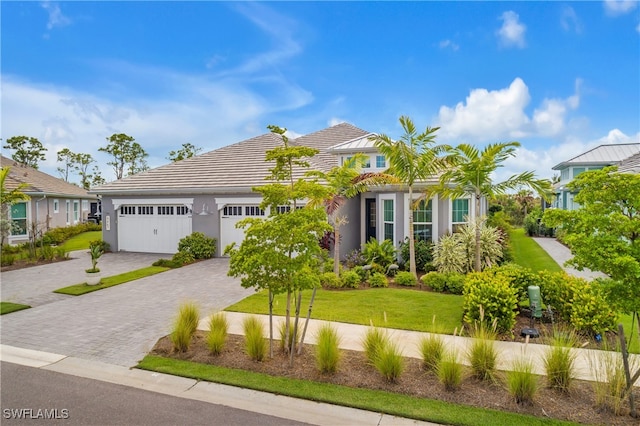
[1,155,98,245]
[92,123,485,256]
[551,143,640,210]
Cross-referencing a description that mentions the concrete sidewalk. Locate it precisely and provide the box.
[204,312,640,388]
[531,237,607,280]
[0,344,436,426]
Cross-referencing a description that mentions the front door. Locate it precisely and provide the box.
[365,198,376,243]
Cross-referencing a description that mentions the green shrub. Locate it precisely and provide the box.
[352,265,368,283]
[1,253,15,266]
[421,271,447,292]
[373,341,405,382]
[39,245,55,261]
[463,271,518,333]
[41,222,101,245]
[507,357,539,405]
[341,270,361,289]
[363,238,396,269]
[394,271,417,286]
[170,302,200,352]
[368,272,388,288]
[432,234,466,274]
[361,327,388,363]
[399,238,434,272]
[153,258,183,268]
[489,264,539,302]
[243,316,267,362]
[543,328,577,392]
[320,272,342,289]
[206,312,228,355]
[419,334,444,372]
[172,251,195,266]
[437,350,463,391]
[177,232,216,259]
[315,324,341,374]
[445,273,466,295]
[278,320,300,353]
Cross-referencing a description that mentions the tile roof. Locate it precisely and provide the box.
[327,133,378,152]
[552,143,640,170]
[1,156,95,199]
[92,123,371,195]
[618,152,640,174]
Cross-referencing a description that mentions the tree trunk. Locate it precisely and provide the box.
[474,192,482,272]
[290,291,303,367]
[268,290,274,358]
[285,290,292,353]
[408,187,417,278]
[618,323,638,418]
[298,287,318,355]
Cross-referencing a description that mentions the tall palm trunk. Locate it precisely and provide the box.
[474,191,482,272]
[408,186,417,278]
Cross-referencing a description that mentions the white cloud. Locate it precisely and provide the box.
[41,1,71,30]
[438,39,460,51]
[328,117,347,127]
[496,11,526,48]
[561,6,583,34]
[437,78,583,142]
[603,0,638,16]
[437,77,531,140]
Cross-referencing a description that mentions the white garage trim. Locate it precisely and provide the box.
[112,198,194,210]
[214,197,263,210]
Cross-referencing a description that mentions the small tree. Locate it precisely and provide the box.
[99,133,149,179]
[167,143,202,162]
[56,148,76,182]
[4,136,47,169]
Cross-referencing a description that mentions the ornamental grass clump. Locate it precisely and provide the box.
[437,349,463,391]
[543,328,577,392]
[373,340,405,382]
[243,315,267,362]
[589,346,632,415]
[206,312,229,355]
[362,327,389,364]
[170,302,200,352]
[314,323,341,374]
[466,315,500,382]
[419,334,445,373]
[278,320,300,354]
[506,357,539,405]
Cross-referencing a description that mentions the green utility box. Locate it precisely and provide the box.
[528,285,542,318]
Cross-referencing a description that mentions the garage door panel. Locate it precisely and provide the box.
[118,204,192,254]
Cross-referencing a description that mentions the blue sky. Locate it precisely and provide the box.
[2,1,639,183]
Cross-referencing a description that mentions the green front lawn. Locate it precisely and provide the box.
[54,266,169,295]
[0,301,31,315]
[59,231,102,252]
[137,356,576,426]
[509,228,562,272]
[226,288,463,333]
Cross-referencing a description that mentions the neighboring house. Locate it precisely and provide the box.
[551,143,640,210]
[618,152,640,174]
[92,123,484,255]
[1,155,98,244]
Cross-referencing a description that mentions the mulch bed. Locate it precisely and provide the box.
[150,331,640,425]
[0,256,72,272]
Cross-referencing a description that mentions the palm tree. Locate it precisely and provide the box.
[307,154,397,274]
[439,142,552,272]
[370,116,448,278]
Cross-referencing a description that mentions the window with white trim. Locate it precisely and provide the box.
[223,206,243,216]
[10,202,27,236]
[452,198,470,232]
[158,206,175,215]
[66,200,70,224]
[376,155,386,168]
[413,199,433,242]
[245,206,265,216]
[82,200,89,211]
[73,201,80,223]
[53,199,59,213]
[383,199,394,241]
[138,206,153,215]
[121,206,136,215]
[363,156,371,168]
[176,206,191,215]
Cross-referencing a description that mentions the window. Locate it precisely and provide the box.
[561,168,570,181]
[572,167,585,178]
[158,206,174,215]
[73,201,80,223]
[82,200,89,211]
[245,206,265,216]
[376,155,386,168]
[452,198,469,232]
[275,205,303,214]
[53,199,59,213]
[363,156,371,168]
[121,206,136,215]
[138,206,153,215]
[10,202,27,236]
[176,206,191,215]
[383,199,394,241]
[413,199,433,242]
[223,205,243,216]
[66,200,70,224]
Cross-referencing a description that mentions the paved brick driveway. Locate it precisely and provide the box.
[0,254,253,367]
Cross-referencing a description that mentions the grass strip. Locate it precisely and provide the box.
[137,355,577,426]
[0,302,31,315]
[54,266,169,295]
[59,231,102,252]
[509,228,562,273]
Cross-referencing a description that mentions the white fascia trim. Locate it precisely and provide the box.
[111,198,194,211]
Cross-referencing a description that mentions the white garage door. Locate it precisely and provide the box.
[220,205,265,255]
[118,204,192,254]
